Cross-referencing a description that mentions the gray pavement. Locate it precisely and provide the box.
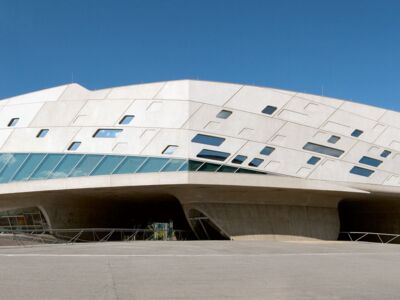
[0,240,399,299]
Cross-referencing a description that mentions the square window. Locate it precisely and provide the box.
[260,146,275,156]
[36,129,49,138]
[119,115,134,125]
[262,105,277,115]
[381,150,391,158]
[327,135,340,144]
[68,141,81,151]
[307,156,320,165]
[162,145,178,155]
[351,129,363,137]
[8,118,19,127]
[232,155,247,164]
[216,110,232,119]
[248,158,264,167]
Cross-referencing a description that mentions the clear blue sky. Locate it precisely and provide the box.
[1,0,400,110]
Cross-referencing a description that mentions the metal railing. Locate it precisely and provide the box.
[339,231,400,244]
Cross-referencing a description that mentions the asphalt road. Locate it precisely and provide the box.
[0,240,399,299]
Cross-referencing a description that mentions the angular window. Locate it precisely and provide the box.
[328,135,340,144]
[178,160,204,171]
[48,155,83,179]
[198,163,220,172]
[237,168,264,174]
[30,154,64,180]
[136,157,169,173]
[69,155,104,177]
[216,110,232,119]
[307,156,321,165]
[197,149,230,161]
[161,159,186,172]
[191,134,225,146]
[68,141,81,151]
[381,150,391,158]
[119,115,134,125]
[218,165,238,173]
[260,146,275,156]
[262,105,277,115]
[113,156,146,174]
[0,154,28,183]
[232,155,247,164]
[36,129,49,138]
[303,142,344,158]
[12,153,46,182]
[248,158,264,167]
[91,155,125,176]
[93,129,123,138]
[359,156,382,167]
[350,166,374,177]
[162,145,178,155]
[7,118,19,127]
[351,129,363,137]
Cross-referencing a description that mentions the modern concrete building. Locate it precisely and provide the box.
[0,80,399,240]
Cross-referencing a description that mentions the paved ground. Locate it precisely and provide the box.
[0,240,399,299]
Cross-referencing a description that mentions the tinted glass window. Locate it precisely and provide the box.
[197,149,230,161]
[0,154,28,183]
[12,153,46,181]
[93,129,123,138]
[70,155,104,177]
[303,142,344,158]
[36,129,49,138]
[119,115,134,125]
[249,158,264,167]
[191,134,225,146]
[260,146,275,156]
[232,155,247,164]
[351,129,363,137]
[161,159,186,172]
[350,166,374,177]
[68,142,81,151]
[307,156,321,165]
[8,118,19,127]
[91,155,125,176]
[328,135,340,144]
[49,155,83,178]
[198,163,220,172]
[30,154,64,180]
[113,156,146,174]
[262,105,277,115]
[381,150,391,158]
[359,156,382,167]
[137,157,169,173]
[216,110,232,119]
[162,145,178,155]
[217,165,238,173]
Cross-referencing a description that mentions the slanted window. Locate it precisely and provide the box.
[197,149,230,161]
[328,135,340,144]
[68,141,81,151]
[36,129,49,138]
[119,115,134,125]
[93,129,123,138]
[381,150,391,158]
[359,156,382,167]
[307,156,320,165]
[303,142,344,158]
[351,129,363,137]
[216,110,232,119]
[350,166,374,177]
[260,146,275,156]
[162,145,178,155]
[232,155,247,164]
[262,105,277,115]
[248,158,264,167]
[8,118,19,127]
[191,134,225,146]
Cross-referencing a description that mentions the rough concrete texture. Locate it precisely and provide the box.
[0,240,399,299]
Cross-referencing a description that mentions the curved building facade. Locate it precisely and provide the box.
[0,80,399,240]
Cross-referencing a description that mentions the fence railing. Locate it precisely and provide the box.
[339,231,400,244]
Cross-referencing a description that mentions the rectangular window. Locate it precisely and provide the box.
[303,142,344,158]
[216,110,232,119]
[351,129,363,137]
[91,155,125,176]
[12,154,46,182]
[359,156,382,167]
[232,155,247,164]
[260,146,275,156]
[191,134,225,146]
[136,157,169,173]
[48,155,83,179]
[328,135,340,144]
[161,159,186,172]
[381,150,391,158]
[36,129,49,138]
[217,165,238,173]
[113,156,146,174]
[249,158,264,167]
[119,115,134,125]
[0,154,28,183]
[68,141,81,151]
[197,149,230,161]
[198,163,221,172]
[30,154,64,180]
[307,156,320,165]
[69,155,104,177]
[8,118,19,127]
[262,105,277,115]
[162,145,178,155]
[350,166,374,177]
[93,129,123,138]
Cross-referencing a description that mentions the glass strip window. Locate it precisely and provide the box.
[49,155,83,179]
[91,155,125,176]
[198,163,220,172]
[161,159,185,172]
[218,165,238,173]
[113,156,146,174]
[0,154,28,183]
[136,157,169,173]
[30,154,64,180]
[12,154,46,182]
[70,155,104,177]
[303,142,344,158]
